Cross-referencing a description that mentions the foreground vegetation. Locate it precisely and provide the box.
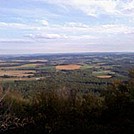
[0,70,134,134]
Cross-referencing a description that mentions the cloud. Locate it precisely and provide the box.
[43,22,134,35]
[65,22,88,28]
[1,21,133,35]
[97,24,134,34]
[22,21,134,44]
[35,33,64,39]
[0,0,134,54]
[72,0,117,17]
[0,38,33,44]
[1,19,133,44]
[0,22,35,30]
[40,0,134,17]
[26,33,68,39]
[0,20,47,31]
[37,20,49,26]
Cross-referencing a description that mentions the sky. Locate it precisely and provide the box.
[0,0,134,54]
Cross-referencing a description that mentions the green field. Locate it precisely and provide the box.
[80,64,94,70]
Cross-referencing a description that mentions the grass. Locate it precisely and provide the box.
[0,63,42,70]
[80,64,93,70]
[38,66,55,70]
[18,64,39,68]
[92,70,115,78]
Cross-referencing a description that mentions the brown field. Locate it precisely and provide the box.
[0,70,35,77]
[96,75,112,79]
[56,64,81,70]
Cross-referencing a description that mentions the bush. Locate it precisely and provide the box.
[0,77,134,134]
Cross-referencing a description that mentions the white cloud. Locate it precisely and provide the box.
[97,24,134,34]
[72,0,117,17]
[22,21,134,44]
[38,20,49,26]
[65,22,88,28]
[0,22,35,30]
[0,38,33,44]
[26,33,68,39]
[36,33,63,39]
[40,0,134,17]
[0,20,48,31]
[39,22,134,35]
[1,20,133,42]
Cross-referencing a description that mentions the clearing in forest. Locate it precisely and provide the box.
[56,64,81,70]
[96,75,112,79]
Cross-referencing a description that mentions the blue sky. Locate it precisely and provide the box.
[0,0,134,54]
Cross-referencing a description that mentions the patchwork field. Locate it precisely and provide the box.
[56,64,81,70]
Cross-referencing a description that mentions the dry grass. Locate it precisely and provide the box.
[96,75,112,79]
[56,64,81,70]
[0,70,35,77]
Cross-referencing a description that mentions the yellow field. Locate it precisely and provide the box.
[17,64,38,68]
[0,70,35,77]
[56,64,81,70]
[96,75,112,79]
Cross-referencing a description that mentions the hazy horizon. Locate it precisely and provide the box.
[0,0,134,54]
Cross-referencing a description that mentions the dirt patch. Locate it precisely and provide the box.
[56,64,81,70]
